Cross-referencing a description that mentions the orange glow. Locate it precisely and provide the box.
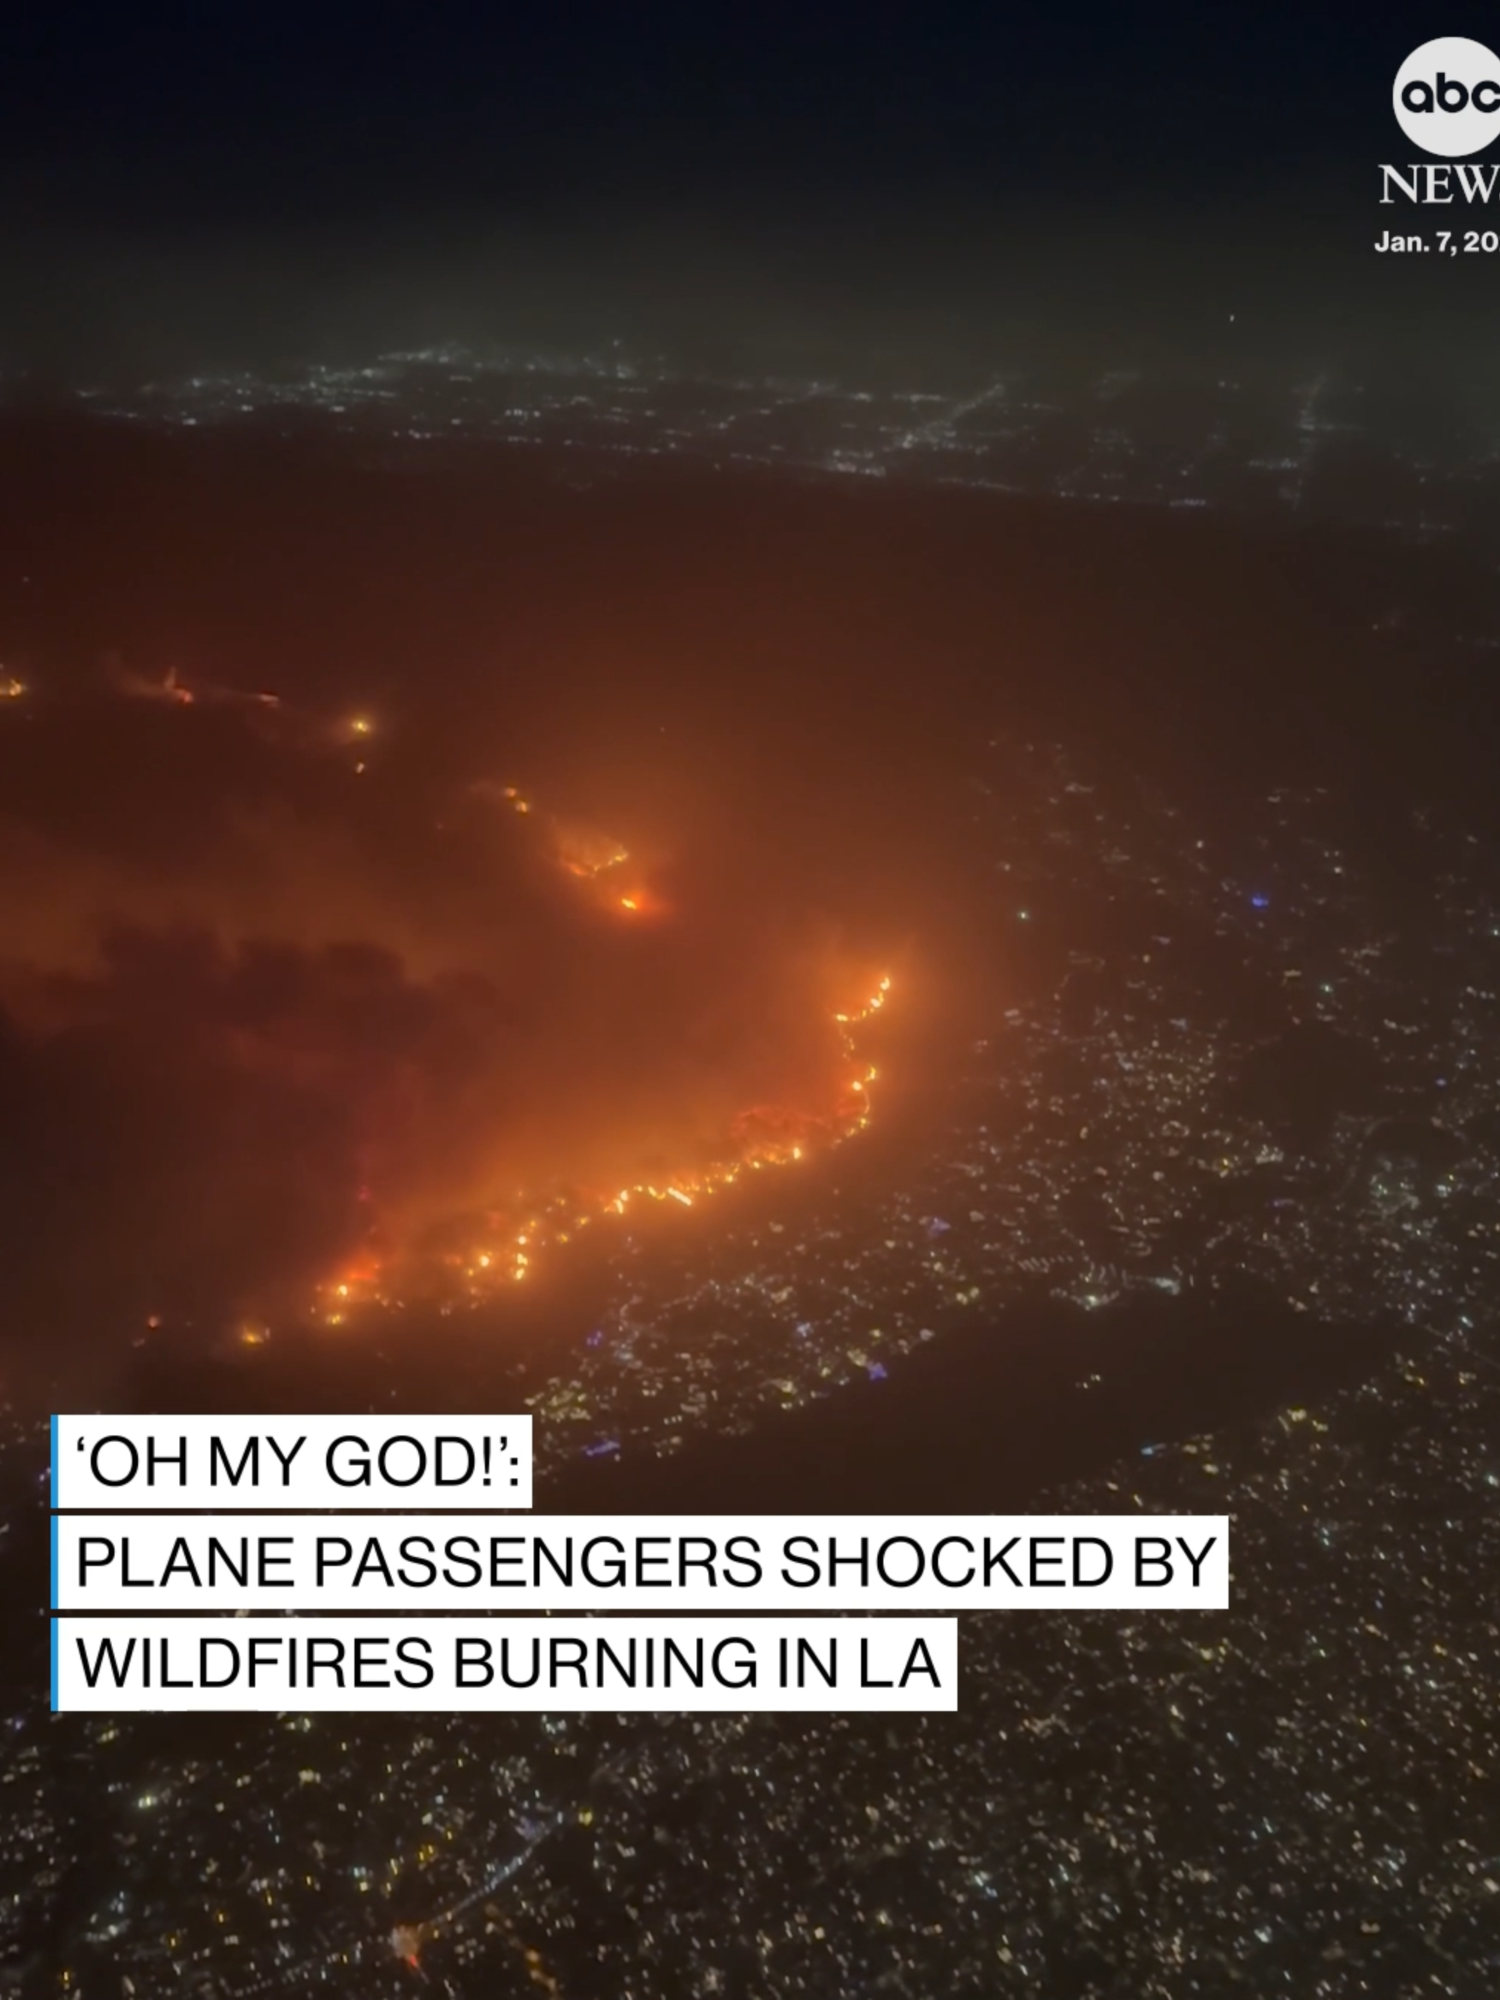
[476,783,668,923]
[312,969,893,1319]
[13,699,899,1329]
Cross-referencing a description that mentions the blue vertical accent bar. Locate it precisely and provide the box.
[50,1517,58,1610]
[49,1414,58,1510]
[50,1618,59,1713]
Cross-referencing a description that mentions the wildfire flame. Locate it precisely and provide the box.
[8,674,897,1333]
[317,965,892,1318]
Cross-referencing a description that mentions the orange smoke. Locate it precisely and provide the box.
[0,683,893,1335]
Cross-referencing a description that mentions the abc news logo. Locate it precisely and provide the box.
[1399,72,1500,118]
[1383,36,1500,203]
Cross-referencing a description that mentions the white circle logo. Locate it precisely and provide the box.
[1394,37,1500,155]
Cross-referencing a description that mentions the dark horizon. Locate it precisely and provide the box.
[0,7,1425,220]
[1,7,1496,388]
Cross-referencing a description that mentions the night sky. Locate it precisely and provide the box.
[0,4,1488,380]
[0,3,1426,218]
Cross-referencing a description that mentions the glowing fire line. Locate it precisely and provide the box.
[13,677,892,1336]
[315,971,891,1319]
[190,762,900,1321]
